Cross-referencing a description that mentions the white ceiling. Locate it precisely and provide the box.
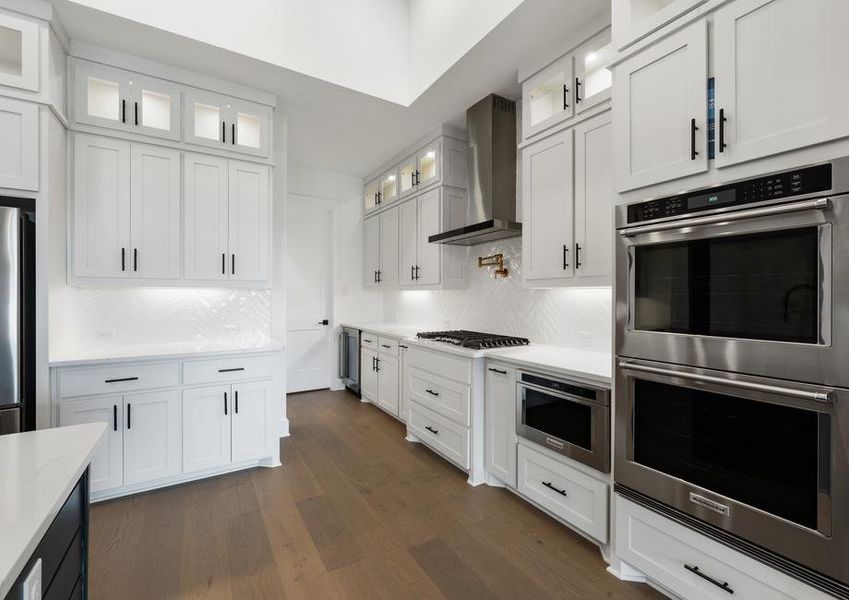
[52,0,608,177]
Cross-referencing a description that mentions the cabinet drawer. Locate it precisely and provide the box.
[408,403,469,470]
[183,354,275,385]
[408,367,470,426]
[406,344,472,385]
[361,334,378,350]
[378,337,398,357]
[58,362,180,398]
[518,443,608,542]
[616,496,832,600]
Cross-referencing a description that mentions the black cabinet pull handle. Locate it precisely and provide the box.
[133,248,138,272]
[377,191,382,205]
[575,243,582,269]
[381,344,391,349]
[684,564,733,594]
[224,392,228,415]
[690,118,699,160]
[121,247,126,271]
[425,389,439,397]
[377,270,381,283]
[411,172,415,188]
[411,265,415,281]
[127,403,131,429]
[719,108,727,153]
[373,270,377,283]
[222,121,226,143]
[399,344,408,349]
[375,357,380,372]
[542,481,567,496]
[105,377,139,383]
[363,338,372,343]
[222,253,226,274]
[121,99,126,123]
[562,244,569,269]
[425,426,439,435]
[218,367,245,373]
[575,76,581,103]
[488,367,507,375]
[235,390,239,414]
[134,101,139,126]
[415,265,420,280]
[231,254,235,275]
[415,170,421,185]
[232,123,235,145]
[562,85,570,109]
[113,405,117,431]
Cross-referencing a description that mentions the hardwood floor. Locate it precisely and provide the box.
[89,389,666,600]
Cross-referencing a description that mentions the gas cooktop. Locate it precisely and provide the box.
[416,330,530,350]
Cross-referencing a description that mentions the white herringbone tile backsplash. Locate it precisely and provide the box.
[382,238,612,352]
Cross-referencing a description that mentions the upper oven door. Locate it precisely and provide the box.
[616,195,849,386]
[614,358,849,586]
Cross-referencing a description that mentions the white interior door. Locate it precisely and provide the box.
[286,204,332,393]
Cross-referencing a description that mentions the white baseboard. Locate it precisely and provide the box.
[607,561,647,583]
[278,417,290,437]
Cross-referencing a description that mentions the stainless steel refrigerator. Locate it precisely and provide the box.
[0,199,35,435]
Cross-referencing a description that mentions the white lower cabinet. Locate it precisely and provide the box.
[518,443,608,542]
[360,335,400,417]
[59,396,124,493]
[616,496,833,600]
[361,347,378,403]
[56,352,279,499]
[398,343,409,422]
[376,350,399,417]
[122,390,181,485]
[408,403,470,470]
[484,362,517,487]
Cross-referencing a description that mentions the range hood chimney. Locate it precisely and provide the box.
[429,94,520,246]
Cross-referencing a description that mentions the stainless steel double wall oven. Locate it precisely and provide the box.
[615,157,849,596]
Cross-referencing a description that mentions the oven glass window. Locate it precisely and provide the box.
[633,379,822,529]
[523,388,592,450]
[634,227,819,343]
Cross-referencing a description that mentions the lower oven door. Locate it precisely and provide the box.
[518,382,610,473]
[615,358,849,585]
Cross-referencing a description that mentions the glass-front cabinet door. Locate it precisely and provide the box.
[522,54,574,139]
[227,99,272,158]
[74,62,132,132]
[0,10,39,92]
[379,168,399,206]
[398,154,417,199]
[575,30,613,113]
[184,89,228,150]
[184,90,271,158]
[129,75,181,140]
[416,141,440,189]
[363,178,379,213]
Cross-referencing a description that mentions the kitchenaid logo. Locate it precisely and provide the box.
[689,492,731,517]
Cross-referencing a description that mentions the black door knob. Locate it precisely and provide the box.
[318,319,329,325]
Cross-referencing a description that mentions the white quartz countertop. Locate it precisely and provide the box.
[341,323,611,384]
[0,423,105,597]
[49,340,284,367]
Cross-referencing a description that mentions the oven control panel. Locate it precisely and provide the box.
[627,163,833,224]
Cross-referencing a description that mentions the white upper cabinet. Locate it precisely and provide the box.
[398,153,418,199]
[574,112,613,282]
[0,97,38,191]
[416,141,441,189]
[713,0,849,168]
[130,144,181,279]
[378,207,399,287]
[73,135,131,279]
[612,0,707,50]
[0,9,40,92]
[363,214,381,289]
[613,19,708,192]
[399,200,418,286]
[363,177,380,213]
[228,161,270,282]
[415,188,442,286]
[379,167,399,207]
[522,54,575,139]
[184,154,229,281]
[184,89,271,157]
[575,30,613,114]
[522,129,575,284]
[74,60,181,140]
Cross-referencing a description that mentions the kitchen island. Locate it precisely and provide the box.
[1,423,104,599]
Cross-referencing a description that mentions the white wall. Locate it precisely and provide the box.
[382,238,613,353]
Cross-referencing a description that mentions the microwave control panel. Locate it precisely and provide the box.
[627,163,833,224]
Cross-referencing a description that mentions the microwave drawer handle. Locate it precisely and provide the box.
[542,481,567,497]
[619,361,830,403]
[619,197,830,237]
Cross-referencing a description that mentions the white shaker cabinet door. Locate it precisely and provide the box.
[416,189,442,286]
[60,396,124,493]
[361,347,378,404]
[522,129,574,285]
[484,363,517,488]
[228,161,270,282]
[182,385,232,473]
[613,19,708,191]
[378,206,399,287]
[184,153,229,281]
[399,199,419,286]
[73,134,131,278]
[714,0,849,167]
[0,97,38,190]
[130,144,181,279]
[122,389,181,486]
[231,380,272,462]
[377,353,399,417]
[574,112,613,282]
[363,215,381,289]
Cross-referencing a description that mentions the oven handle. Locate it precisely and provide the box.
[618,361,831,403]
[519,382,609,408]
[618,197,830,237]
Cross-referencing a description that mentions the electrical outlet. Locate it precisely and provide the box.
[224,325,239,333]
[95,330,115,340]
[23,558,41,600]
[577,331,593,346]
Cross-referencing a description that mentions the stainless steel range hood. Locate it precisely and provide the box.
[429,94,520,246]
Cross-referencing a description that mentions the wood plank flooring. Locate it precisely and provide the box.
[88,389,666,600]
